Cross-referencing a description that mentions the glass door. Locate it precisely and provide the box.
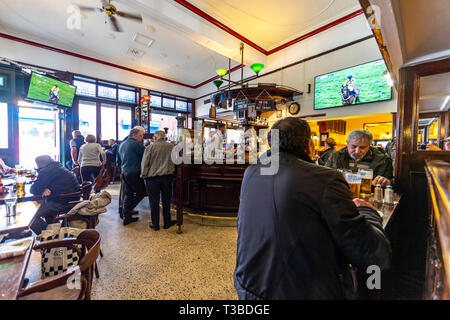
[18,106,60,169]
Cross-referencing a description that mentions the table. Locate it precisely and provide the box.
[0,184,41,205]
[0,236,35,300]
[366,193,402,228]
[0,202,40,235]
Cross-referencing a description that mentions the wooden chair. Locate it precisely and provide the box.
[18,230,101,300]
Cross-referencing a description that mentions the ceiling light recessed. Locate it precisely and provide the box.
[133,32,154,48]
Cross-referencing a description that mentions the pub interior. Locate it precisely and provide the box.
[0,0,449,302]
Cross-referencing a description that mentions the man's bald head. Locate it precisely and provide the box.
[35,155,53,169]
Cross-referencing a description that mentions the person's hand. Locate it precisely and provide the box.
[372,176,390,187]
[353,198,377,211]
[426,144,441,151]
[74,161,79,166]
[42,188,51,197]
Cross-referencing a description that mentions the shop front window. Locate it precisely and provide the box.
[101,103,116,141]
[79,100,97,137]
[118,106,132,141]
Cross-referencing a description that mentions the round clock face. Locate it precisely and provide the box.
[289,102,300,115]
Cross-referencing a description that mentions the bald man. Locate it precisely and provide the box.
[29,155,80,234]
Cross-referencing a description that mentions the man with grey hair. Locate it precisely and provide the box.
[326,129,393,187]
[141,130,176,230]
[117,126,146,225]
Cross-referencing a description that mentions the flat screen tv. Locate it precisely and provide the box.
[314,59,392,110]
[27,72,76,107]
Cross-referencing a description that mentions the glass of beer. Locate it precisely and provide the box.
[16,177,26,197]
[344,172,362,199]
[358,169,373,198]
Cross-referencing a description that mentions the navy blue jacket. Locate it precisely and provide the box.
[30,161,80,203]
[116,138,145,174]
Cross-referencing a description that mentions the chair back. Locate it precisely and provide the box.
[77,230,101,272]
[81,181,93,200]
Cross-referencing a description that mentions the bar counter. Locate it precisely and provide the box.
[174,162,400,232]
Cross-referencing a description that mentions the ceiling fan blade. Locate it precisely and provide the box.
[78,6,103,13]
[109,16,123,32]
[116,11,143,22]
[101,0,109,6]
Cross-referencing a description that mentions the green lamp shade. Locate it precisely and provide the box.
[213,79,223,89]
[216,69,228,77]
[250,63,264,74]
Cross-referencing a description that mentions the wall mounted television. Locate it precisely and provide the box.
[27,72,76,107]
[314,59,392,110]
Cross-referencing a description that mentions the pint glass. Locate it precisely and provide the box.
[358,169,373,198]
[344,172,362,199]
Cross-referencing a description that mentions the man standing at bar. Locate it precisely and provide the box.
[116,126,146,225]
[325,129,393,187]
[234,117,391,299]
[141,130,176,231]
[69,130,85,169]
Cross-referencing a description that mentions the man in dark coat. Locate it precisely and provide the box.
[30,155,80,235]
[318,137,336,166]
[325,129,393,187]
[234,117,391,299]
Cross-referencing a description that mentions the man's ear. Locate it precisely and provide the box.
[306,139,314,157]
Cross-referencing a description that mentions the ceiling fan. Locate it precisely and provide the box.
[78,0,143,32]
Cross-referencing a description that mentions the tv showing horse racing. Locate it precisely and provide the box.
[314,59,392,110]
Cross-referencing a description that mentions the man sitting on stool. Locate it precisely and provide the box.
[141,130,176,231]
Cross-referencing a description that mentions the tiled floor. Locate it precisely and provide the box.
[88,184,238,300]
[25,184,238,299]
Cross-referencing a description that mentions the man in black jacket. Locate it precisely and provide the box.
[234,117,391,300]
[29,155,80,235]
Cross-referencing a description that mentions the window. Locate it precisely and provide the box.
[118,106,131,140]
[162,96,175,109]
[150,92,161,108]
[118,89,135,103]
[101,104,116,141]
[0,103,8,148]
[176,99,188,111]
[0,75,5,87]
[98,85,117,99]
[78,101,97,137]
[73,80,96,97]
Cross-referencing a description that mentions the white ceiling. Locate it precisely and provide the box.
[0,0,240,87]
[420,72,450,112]
[184,0,361,50]
[0,0,364,88]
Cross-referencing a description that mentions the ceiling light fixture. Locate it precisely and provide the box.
[212,43,265,89]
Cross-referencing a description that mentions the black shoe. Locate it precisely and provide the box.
[163,220,177,229]
[132,210,139,217]
[149,223,160,231]
[123,217,139,226]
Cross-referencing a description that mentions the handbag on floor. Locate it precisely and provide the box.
[38,223,84,279]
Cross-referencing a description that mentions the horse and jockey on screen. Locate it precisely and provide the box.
[341,75,360,105]
[49,85,60,104]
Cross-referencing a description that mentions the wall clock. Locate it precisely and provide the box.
[288,102,300,115]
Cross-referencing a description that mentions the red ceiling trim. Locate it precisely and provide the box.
[267,9,364,55]
[173,0,268,55]
[173,0,364,57]
[0,6,365,90]
[0,32,196,89]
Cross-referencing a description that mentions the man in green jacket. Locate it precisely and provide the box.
[325,129,393,187]
[117,126,146,225]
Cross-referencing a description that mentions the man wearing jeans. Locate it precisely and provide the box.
[141,130,176,231]
[116,126,146,226]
